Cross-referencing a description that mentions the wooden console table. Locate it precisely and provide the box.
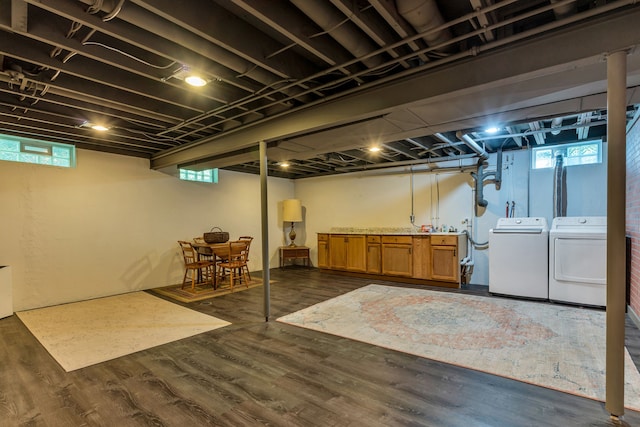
[280,246,310,268]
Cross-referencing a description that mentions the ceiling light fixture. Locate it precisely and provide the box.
[369,146,381,152]
[163,65,209,87]
[78,121,110,131]
[184,75,207,87]
[485,126,500,134]
[280,162,290,167]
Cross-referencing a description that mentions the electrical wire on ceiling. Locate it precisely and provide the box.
[86,0,103,15]
[265,42,299,60]
[102,0,125,22]
[82,42,178,69]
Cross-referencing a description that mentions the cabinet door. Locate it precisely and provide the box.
[367,243,381,274]
[329,235,348,270]
[318,241,329,268]
[431,245,458,281]
[382,244,413,276]
[412,237,431,279]
[346,235,367,272]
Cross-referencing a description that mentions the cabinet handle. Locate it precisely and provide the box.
[453,249,456,257]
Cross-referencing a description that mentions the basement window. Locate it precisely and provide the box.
[531,139,602,169]
[0,135,76,168]
[179,168,218,183]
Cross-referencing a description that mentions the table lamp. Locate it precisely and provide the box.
[283,199,303,247]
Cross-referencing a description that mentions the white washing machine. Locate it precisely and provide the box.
[549,216,606,307]
[489,217,549,299]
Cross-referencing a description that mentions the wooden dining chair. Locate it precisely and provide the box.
[216,240,250,291]
[178,241,215,290]
[193,236,215,262]
[238,236,254,280]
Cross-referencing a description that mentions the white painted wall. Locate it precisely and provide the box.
[0,143,607,310]
[0,149,294,311]
[295,144,607,286]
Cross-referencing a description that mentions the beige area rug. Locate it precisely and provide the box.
[17,292,230,372]
[277,284,640,411]
[152,278,266,303]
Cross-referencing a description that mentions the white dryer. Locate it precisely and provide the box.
[549,216,606,307]
[489,217,549,299]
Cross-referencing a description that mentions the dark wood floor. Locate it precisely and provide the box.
[1,268,639,426]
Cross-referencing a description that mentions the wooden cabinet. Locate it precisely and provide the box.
[412,236,431,279]
[430,235,466,282]
[317,234,329,268]
[381,236,413,277]
[318,232,466,287]
[366,235,381,274]
[329,234,366,272]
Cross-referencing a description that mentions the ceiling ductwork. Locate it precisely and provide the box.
[550,0,577,20]
[290,0,384,68]
[396,0,453,54]
[0,0,639,179]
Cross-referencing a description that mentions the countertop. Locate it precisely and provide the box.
[319,227,464,236]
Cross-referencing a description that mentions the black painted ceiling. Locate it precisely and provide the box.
[1,0,639,178]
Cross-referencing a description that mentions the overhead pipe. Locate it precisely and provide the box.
[396,0,454,54]
[334,152,478,172]
[290,0,384,68]
[433,132,466,154]
[550,117,564,135]
[456,131,489,160]
[550,0,576,20]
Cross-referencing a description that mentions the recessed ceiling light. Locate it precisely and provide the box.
[280,162,290,168]
[79,121,110,131]
[369,146,381,152]
[485,126,500,134]
[185,75,207,87]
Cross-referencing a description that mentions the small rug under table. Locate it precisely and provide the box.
[152,277,264,303]
[277,284,640,411]
[17,291,230,372]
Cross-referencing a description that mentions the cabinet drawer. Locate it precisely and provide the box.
[318,233,329,241]
[430,235,457,246]
[381,235,413,244]
[367,235,381,243]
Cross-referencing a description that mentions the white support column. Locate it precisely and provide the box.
[259,140,270,322]
[605,49,627,417]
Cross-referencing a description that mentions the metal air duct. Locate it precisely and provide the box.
[550,0,576,20]
[290,0,384,68]
[553,154,567,217]
[396,0,453,53]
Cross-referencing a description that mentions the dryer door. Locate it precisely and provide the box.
[553,238,606,284]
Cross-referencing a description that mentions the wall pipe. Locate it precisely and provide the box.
[469,142,502,212]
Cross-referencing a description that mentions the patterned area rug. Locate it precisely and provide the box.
[152,278,264,303]
[17,292,230,372]
[277,284,640,410]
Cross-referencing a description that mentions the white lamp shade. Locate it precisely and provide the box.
[283,199,303,222]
